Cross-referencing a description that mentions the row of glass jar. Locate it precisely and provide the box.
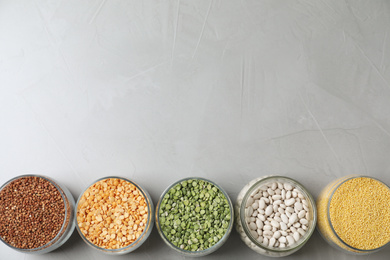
[0,174,389,256]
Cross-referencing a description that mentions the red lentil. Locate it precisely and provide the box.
[76,178,148,249]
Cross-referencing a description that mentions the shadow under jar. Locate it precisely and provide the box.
[235,176,317,257]
[0,174,75,254]
[156,177,234,257]
[75,176,154,254]
[317,175,390,254]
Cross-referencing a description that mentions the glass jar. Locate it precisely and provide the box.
[75,176,154,254]
[317,175,390,254]
[235,176,317,257]
[155,177,234,257]
[0,174,75,254]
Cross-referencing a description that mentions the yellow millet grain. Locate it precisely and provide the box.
[329,177,390,250]
[317,176,350,251]
[77,178,148,249]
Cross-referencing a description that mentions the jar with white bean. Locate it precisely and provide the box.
[235,176,317,257]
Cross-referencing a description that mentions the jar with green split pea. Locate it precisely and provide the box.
[317,175,390,254]
[156,177,234,257]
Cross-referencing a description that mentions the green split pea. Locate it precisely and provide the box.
[159,179,231,252]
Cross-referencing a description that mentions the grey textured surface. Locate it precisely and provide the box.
[1,0,390,259]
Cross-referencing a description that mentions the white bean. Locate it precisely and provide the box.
[279,236,286,243]
[285,198,295,206]
[293,222,301,228]
[273,200,282,205]
[249,222,257,230]
[263,237,269,247]
[290,226,297,233]
[273,231,281,239]
[294,202,303,211]
[298,210,306,219]
[269,237,276,247]
[246,197,254,207]
[271,220,280,228]
[286,235,295,245]
[241,179,312,250]
[281,214,288,224]
[274,216,281,222]
[263,225,272,231]
[284,183,293,190]
[272,195,282,200]
[289,213,298,224]
[286,207,294,213]
[258,214,266,221]
[256,219,263,229]
[265,205,273,216]
[300,218,308,225]
[253,193,262,199]
[259,199,266,209]
[293,232,300,242]
[246,207,254,217]
[297,228,305,236]
[280,222,287,230]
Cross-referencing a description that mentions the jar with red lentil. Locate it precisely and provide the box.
[317,175,390,254]
[75,176,154,254]
[0,175,75,254]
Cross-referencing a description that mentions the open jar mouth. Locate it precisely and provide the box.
[74,176,154,254]
[239,176,317,254]
[155,177,234,256]
[0,174,75,253]
[325,175,390,253]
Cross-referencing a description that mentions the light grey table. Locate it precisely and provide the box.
[1,0,390,259]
